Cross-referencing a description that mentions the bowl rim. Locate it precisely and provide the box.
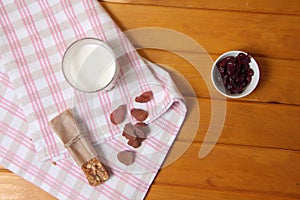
[211,50,260,98]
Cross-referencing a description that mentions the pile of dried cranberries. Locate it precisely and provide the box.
[216,53,254,94]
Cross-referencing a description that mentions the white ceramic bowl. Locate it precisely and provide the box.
[211,50,260,98]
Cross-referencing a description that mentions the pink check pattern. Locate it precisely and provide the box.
[0,0,186,199]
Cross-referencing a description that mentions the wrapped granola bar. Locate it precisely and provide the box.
[50,109,109,186]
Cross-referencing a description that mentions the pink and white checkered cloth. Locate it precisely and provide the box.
[0,0,186,199]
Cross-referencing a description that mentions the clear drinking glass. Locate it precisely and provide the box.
[62,37,118,93]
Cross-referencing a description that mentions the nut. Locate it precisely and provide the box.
[81,158,109,186]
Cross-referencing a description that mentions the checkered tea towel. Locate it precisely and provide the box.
[0,0,186,199]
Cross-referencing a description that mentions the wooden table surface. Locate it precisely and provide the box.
[1,0,300,199]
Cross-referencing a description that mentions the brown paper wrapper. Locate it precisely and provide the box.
[50,109,109,186]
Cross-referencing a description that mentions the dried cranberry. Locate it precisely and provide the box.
[247,68,254,76]
[246,76,252,84]
[217,57,228,67]
[237,84,245,94]
[236,76,244,84]
[216,52,255,95]
[218,66,225,74]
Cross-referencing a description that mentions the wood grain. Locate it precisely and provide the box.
[1,167,299,200]
[156,142,300,199]
[139,49,300,104]
[176,98,300,150]
[147,184,300,200]
[100,2,300,60]
[100,0,300,15]
[1,1,300,199]
[0,172,55,199]
[2,141,300,199]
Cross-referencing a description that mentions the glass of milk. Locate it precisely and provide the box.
[62,38,118,93]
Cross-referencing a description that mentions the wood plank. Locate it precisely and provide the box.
[147,184,300,200]
[138,49,300,105]
[0,168,10,173]
[2,99,298,198]
[0,172,55,199]
[0,97,299,198]
[175,98,300,151]
[3,142,299,198]
[99,0,300,15]
[155,142,300,198]
[100,2,300,60]
[1,169,298,200]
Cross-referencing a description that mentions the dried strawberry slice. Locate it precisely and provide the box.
[130,108,148,122]
[110,104,127,125]
[135,91,153,103]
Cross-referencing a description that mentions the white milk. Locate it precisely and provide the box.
[63,39,117,92]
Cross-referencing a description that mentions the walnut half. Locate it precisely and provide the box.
[81,158,109,186]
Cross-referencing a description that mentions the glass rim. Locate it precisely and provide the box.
[62,37,118,93]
